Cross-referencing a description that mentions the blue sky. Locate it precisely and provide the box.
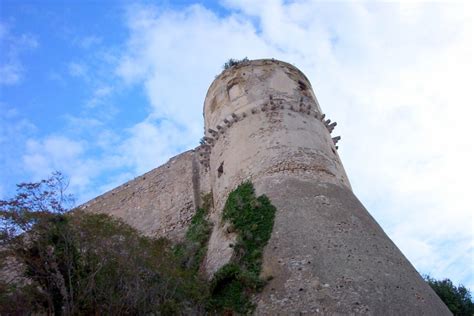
[1,0,473,290]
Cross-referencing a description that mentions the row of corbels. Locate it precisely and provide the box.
[207,112,243,140]
[201,95,342,151]
[197,111,245,167]
[332,136,341,149]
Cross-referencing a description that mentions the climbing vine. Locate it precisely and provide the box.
[208,182,277,314]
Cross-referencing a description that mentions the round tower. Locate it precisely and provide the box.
[202,59,450,315]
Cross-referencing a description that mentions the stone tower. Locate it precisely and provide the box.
[201,59,450,315]
[81,59,450,315]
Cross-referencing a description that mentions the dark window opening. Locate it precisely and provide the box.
[217,162,224,177]
[298,80,307,91]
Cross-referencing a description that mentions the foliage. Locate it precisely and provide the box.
[174,193,213,274]
[223,57,249,70]
[208,263,253,314]
[0,175,276,315]
[1,210,210,315]
[0,171,74,240]
[425,275,474,316]
[209,182,276,314]
[0,173,208,315]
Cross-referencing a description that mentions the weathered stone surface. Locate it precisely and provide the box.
[203,60,351,276]
[202,59,451,314]
[254,176,451,315]
[79,150,209,242]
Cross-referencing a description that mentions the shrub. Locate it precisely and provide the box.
[0,173,209,315]
[1,175,276,315]
[223,57,250,70]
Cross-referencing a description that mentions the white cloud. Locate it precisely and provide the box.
[0,63,23,85]
[68,62,89,79]
[22,135,102,201]
[76,35,102,49]
[0,22,38,85]
[117,4,276,120]
[111,1,473,288]
[86,85,113,108]
[0,103,37,198]
[0,22,39,85]
[113,3,280,173]
[24,136,85,174]
[119,119,193,174]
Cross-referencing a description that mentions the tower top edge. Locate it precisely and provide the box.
[205,58,312,100]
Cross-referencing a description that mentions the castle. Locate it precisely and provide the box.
[80,59,450,315]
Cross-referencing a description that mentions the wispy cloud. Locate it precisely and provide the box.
[86,85,113,108]
[113,3,277,172]
[68,61,89,79]
[119,119,193,174]
[0,63,23,85]
[21,135,106,203]
[0,22,38,85]
[75,35,102,49]
[0,102,37,198]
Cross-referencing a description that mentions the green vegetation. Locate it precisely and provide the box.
[223,57,250,70]
[1,211,209,314]
[208,182,277,314]
[175,193,213,273]
[425,275,474,316]
[0,173,208,314]
[8,174,473,315]
[0,174,276,315]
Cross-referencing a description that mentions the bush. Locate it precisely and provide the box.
[223,57,249,70]
[1,210,209,315]
[0,173,208,315]
[1,175,276,315]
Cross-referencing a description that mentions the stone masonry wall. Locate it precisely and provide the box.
[79,149,209,242]
[201,59,451,315]
[202,60,349,276]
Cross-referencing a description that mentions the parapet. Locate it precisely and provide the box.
[204,59,322,131]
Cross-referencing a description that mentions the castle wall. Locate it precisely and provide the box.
[77,59,450,315]
[254,177,450,315]
[203,60,350,275]
[203,60,350,210]
[202,59,451,315]
[79,150,209,242]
